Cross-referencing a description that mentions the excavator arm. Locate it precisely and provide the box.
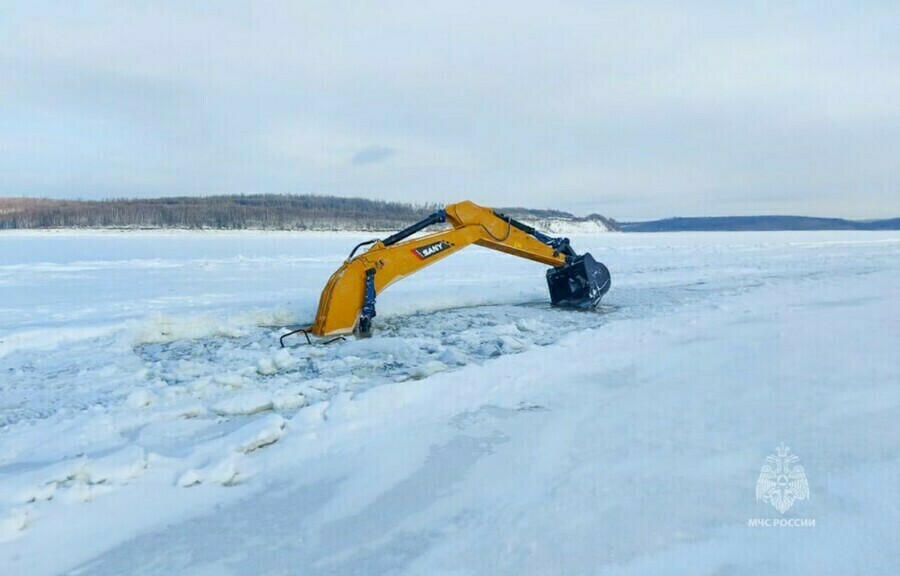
[307,200,610,338]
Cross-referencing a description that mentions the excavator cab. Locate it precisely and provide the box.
[286,201,612,343]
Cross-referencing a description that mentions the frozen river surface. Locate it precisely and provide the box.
[0,230,898,575]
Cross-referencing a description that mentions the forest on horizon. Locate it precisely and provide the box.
[0,195,619,231]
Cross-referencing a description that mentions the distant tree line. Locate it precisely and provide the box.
[620,215,899,232]
[0,195,438,231]
[0,195,620,231]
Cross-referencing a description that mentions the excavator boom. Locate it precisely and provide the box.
[307,201,610,338]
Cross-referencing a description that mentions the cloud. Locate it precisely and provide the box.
[350,146,395,166]
[0,2,898,218]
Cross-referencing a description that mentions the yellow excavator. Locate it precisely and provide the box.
[282,200,610,344]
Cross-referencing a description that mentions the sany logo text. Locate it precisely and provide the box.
[412,241,453,260]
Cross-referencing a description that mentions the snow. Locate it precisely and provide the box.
[212,391,273,416]
[0,229,898,575]
[524,216,614,234]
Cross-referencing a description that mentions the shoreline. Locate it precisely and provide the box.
[0,228,617,237]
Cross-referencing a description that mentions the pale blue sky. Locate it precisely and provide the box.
[1,1,898,219]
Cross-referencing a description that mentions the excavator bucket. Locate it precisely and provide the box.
[546,253,611,309]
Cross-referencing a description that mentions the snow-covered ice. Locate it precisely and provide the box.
[0,230,898,575]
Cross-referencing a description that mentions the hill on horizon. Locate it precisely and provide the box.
[621,215,900,232]
[0,195,620,233]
